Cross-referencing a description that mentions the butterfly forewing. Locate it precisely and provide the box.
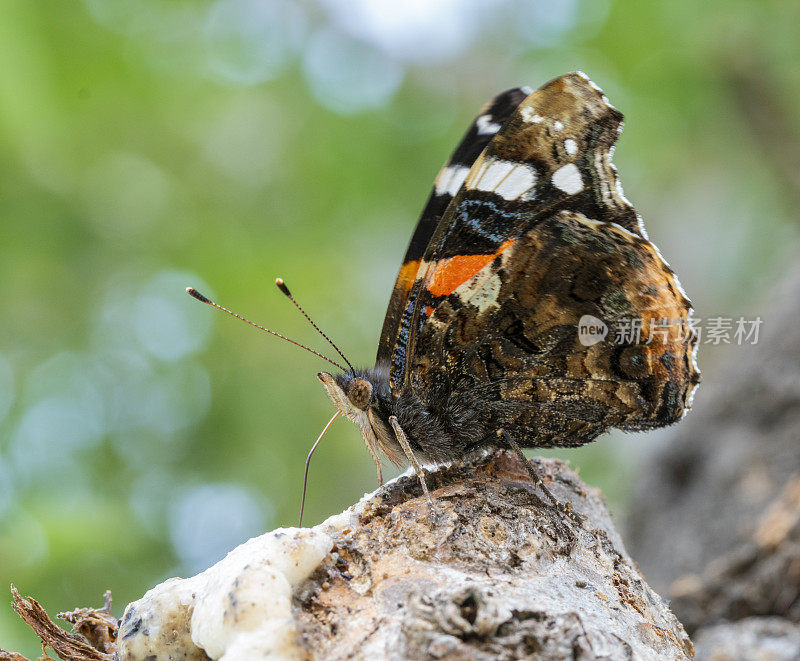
[377,87,531,364]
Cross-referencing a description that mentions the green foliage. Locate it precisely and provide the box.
[1,1,798,656]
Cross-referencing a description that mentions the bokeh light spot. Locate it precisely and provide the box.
[141,361,211,434]
[10,396,104,485]
[303,28,404,115]
[320,0,479,64]
[204,0,307,85]
[198,98,284,187]
[134,271,213,363]
[168,483,269,573]
[511,0,579,46]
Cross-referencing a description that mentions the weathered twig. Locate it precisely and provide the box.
[1,587,115,661]
[57,591,117,657]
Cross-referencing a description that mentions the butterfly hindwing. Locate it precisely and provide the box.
[412,210,699,448]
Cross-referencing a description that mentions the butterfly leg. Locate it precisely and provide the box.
[363,439,384,487]
[498,429,581,525]
[389,415,435,510]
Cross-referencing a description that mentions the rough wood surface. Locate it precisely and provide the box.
[4,452,692,660]
[693,618,800,661]
[293,452,692,660]
[113,451,691,660]
[670,474,800,635]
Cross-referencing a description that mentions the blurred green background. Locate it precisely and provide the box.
[1,0,799,654]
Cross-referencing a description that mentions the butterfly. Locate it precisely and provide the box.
[315,72,700,508]
[188,71,700,520]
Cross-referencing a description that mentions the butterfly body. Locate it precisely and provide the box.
[319,365,490,466]
[320,72,700,479]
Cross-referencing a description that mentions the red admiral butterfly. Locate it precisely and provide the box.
[190,72,700,522]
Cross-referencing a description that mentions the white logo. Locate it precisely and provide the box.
[577,315,608,346]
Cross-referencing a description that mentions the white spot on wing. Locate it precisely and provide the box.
[469,272,502,312]
[495,164,538,200]
[551,163,583,194]
[476,114,500,135]
[434,164,470,197]
[564,139,577,155]
[554,120,564,131]
[466,158,537,201]
[520,107,543,123]
[471,158,512,191]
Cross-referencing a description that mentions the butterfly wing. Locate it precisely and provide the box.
[391,72,699,447]
[414,210,700,448]
[376,87,531,363]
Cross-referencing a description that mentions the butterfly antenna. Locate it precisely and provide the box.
[299,410,340,527]
[275,278,355,374]
[186,287,347,372]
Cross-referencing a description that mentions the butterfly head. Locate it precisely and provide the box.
[317,371,375,419]
[347,376,373,410]
[316,368,403,465]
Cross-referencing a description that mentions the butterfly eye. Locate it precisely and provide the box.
[347,379,372,410]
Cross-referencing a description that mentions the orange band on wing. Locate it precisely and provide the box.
[396,259,420,293]
[427,238,514,297]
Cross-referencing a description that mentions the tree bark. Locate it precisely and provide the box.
[106,451,692,660]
